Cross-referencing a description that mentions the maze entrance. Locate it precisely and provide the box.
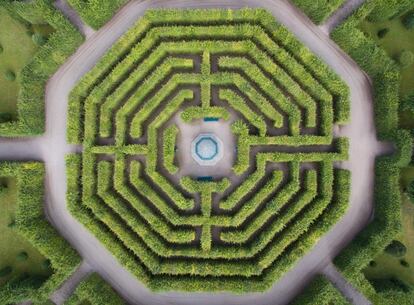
[68,8,350,292]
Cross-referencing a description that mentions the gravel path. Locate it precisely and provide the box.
[50,261,93,305]
[0,0,392,304]
[319,0,368,34]
[322,263,372,305]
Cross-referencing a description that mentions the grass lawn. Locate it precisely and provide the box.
[0,176,52,286]
[0,7,53,118]
[360,10,414,97]
[363,167,414,287]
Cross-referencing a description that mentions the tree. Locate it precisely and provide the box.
[32,33,47,46]
[398,50,414,68]
[377,28,389,39]
[384,240,407,257]
[0,112,12,123]
[403,12,414,30]
[4,70,16,81]
[16,251,29,262]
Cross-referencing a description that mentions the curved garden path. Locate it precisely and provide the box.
[0,0,392,304]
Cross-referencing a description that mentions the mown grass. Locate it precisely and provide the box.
[0,7,53,118]
[0,177,52,286]
[359,10,414,97]
[359,6,414,289]
[363,166,414,286]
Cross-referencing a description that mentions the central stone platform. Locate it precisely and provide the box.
[191,134,223,166]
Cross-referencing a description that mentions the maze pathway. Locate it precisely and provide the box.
[66,8,350,292]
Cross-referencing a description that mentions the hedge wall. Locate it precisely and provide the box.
[329,1,414,304]
[290,0,346,24]
[67,0,128,29]
[290,275,351,305]
[0,0,83,137]
[0,162,81,304]
[64,273,125,305]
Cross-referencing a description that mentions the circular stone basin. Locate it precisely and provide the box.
[191,133,224,166]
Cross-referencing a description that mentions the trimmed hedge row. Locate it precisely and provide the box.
[67,8,351,292]
[290,0,346,24]
[69,9,349,145]
[290,275,351,305]
[0,162,81,304]
[64,273,125,305]
[67,150,350,291]
[67,0,127,29]
[324,1,414,305]
[0,0,83,137]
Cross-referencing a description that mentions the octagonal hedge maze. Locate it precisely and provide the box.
[67,9,351,292]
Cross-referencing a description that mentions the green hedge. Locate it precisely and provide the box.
[290,275,351,305]
[0,0,83,137]
[330,1,414,304]
[64,273,124,305]
[290,0,346,24]
[66,8,351,292]
[0,162,81,304]
[67,0,127,29]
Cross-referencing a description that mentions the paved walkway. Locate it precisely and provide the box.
[322,263,372,305]
[319,0,368,34]
[0,0,391,304]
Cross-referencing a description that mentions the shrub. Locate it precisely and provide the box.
[0,182,7,194]
[377,28,389,38]
[400,259,410,268]
[403,12,414,30]
[0,112,12,123]
[384,240,407,257]
[16,251,29,262]
[32,33,47,46]
[0,266,13,277]
[398,50,414,68]
[4,70,16,81]
[0,44,3,54]
[406,179,414,203]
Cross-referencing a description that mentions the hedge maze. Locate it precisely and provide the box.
[67,8,351,292]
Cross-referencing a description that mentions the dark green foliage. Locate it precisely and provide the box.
[398,50,414,68]
[0,44,3,53]
[0,266,12,277]
[4,70,16,81]
[403,12,414,29]
[16,251,29,262]
[384,240,407,257]
[406,179,414,203]
[377,28,389,38]
[370,277,411,294]
[0,181,7,194]
[290,0,345,24]
[67,0,127,29]
[0,112,12,123]
[399,259,410,268]
[0,0,84,137]
[369,260,377,267]
[64,273,125,305]
[31,33,47,46]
